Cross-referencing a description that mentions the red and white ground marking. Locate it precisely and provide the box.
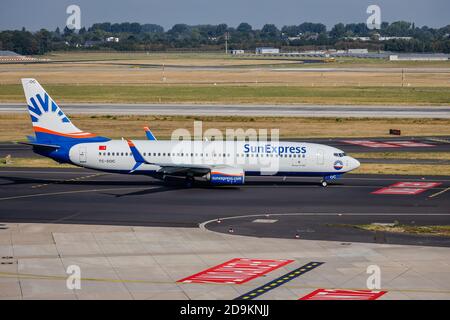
[341,140,435,148]
[372,187,426,195]
[372,181,442,195]
[177,258,294,285]
[341,140,398,148]
[388,141,434,147]
[299,289,387,300]
[390,182,442,189]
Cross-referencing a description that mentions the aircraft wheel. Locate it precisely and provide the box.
[185,176,195,187]
[321,180,328,187]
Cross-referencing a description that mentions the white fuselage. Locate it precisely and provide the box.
[68,140,360,177]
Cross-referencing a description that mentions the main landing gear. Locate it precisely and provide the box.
[185,175,195,188]
[320,179,328,187]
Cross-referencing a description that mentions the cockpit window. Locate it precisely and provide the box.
[334,153,346,157]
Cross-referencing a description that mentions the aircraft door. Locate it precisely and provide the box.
[316,149,324,165]
[79,146,87,163]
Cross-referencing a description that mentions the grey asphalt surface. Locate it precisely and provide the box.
[0,167,449,247]
[2,136,449,159]
[1,103,450,118]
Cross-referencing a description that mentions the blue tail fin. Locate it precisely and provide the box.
[21,78,109,144]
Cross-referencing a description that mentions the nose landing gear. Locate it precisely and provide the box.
[320,174,341,187]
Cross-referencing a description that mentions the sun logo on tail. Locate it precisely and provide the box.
[28,93,70,124]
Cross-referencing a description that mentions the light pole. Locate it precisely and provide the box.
[225,32,229,54]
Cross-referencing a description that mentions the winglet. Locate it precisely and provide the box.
[144,127,157,141]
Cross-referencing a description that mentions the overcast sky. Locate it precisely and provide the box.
[1,0,449,31]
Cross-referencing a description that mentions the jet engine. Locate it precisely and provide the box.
[205,167,245,185]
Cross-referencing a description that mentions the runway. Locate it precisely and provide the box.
[1,103,450,118]
[2,136,449,159]
[0,167,449,246]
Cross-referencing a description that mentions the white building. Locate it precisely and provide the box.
[389,54,449,61]
[106,37,120,43]
[347,37,371,42]
[348,49,368,54]
[230,50,245,55]
[379,36,413,41]
[255,47,280,54]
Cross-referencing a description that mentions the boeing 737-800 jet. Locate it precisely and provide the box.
[20,78,360,187]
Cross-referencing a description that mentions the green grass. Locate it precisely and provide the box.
[1,84,449,105]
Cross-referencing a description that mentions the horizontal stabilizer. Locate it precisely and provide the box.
[18,141,60,149]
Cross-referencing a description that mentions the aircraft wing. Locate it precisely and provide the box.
[156,165,211,176]
[126,139,211,176]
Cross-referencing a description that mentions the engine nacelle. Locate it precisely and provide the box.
[206,167,245,185]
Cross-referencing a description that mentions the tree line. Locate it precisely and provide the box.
[1,21,450,55]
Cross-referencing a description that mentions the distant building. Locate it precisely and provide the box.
[255,47,280,54]
[230,49,244,55]
[346,36,413,42]
[106,37,120,43]
[379,36,413,41]
[389,54,449,61]
[346,37,371,42]
[347,49,368,54]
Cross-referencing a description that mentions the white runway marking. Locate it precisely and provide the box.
[0,187,152,201]
[429,187,450,198]
[200,212,450,231]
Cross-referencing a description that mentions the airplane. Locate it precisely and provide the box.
[20,78,360,187]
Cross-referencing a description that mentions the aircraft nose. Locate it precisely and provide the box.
[351,157,361,170]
